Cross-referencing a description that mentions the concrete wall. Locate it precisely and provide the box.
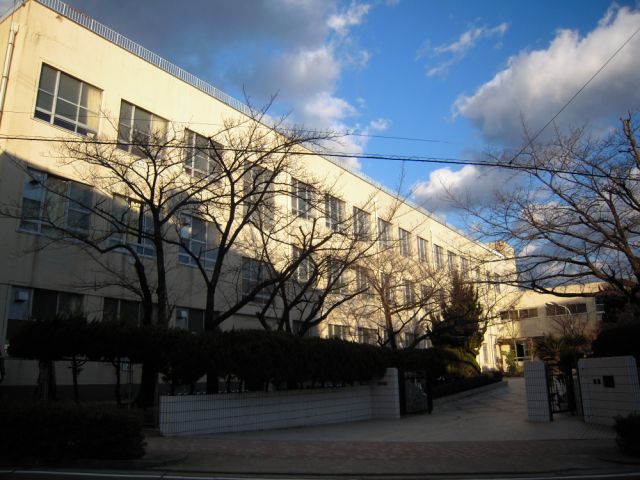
[524,361,552,422]
[159,368,399,436]
[578,356,640,426]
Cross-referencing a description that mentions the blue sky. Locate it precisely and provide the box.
[44,0,640,218]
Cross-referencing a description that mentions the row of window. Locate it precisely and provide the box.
[32,65,502,290]
[327,323,429,348]
[35,64,219,177]
[499,302,588,321]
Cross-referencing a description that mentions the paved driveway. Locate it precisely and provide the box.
[134,379,634,476]
[201,377,614,442]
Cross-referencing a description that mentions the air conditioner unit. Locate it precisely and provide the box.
[14,290,29,302]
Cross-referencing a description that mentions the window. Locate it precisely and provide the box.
[447,251,457,275]
[461,257,469,278]
[325,194,345,231]
[328,323,350,340]
[244,166,275,225]
[354,266,370,292]
[178,214,217,269]
[417,237,429,263]
[291,179,314,219]
[103,297,141,325]
[110,195,155,256]
[328,258,347,293]
[518,308,538,319]
[515,341,531,361]
[545,302,587,316]
[6,287,83,340]
[434,244,444,269]
[378,218,392,248]
[117,101,167,155]
[353,207,371,241]
[357,327,377,345]
[500,308,538,321]
[403,332,418,348]
[35,64,101,136]
[493,273,501,293]
[175,307,204,332]
[420,284,432,303]
[293,247,313,283]
[20,168,92,237]
[184,130,219,177]
[403,281,415,305]
[241,257,272,304]
[399,228,411,257]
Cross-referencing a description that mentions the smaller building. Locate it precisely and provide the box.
[493,285,604,371]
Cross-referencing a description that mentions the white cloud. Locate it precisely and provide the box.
[454,6,640,144]
[411,164,518,213]
[328,1,371,36]
[369,118,391,131]
[303,92,358,125]
[419,22,509,78]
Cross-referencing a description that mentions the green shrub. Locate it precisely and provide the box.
[0,402,145,460]
[614,412,640,456]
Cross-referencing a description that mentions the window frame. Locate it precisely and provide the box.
[175,306,205,332]
[19,168,92,237]
[178,213,217,269]
[184,129,219,177]
[398,228,411,257]
[353,207,371,241]
[417,237,429,263]
[117,100,167,155]
[34,64,102,136]
[291,178,314,220]
[110,194,155,257]
[241,257,272,304]
[434,244,444,269]
[325,194,345,232]
[378,218,392,249]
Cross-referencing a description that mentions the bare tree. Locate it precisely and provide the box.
[457,112,640,319]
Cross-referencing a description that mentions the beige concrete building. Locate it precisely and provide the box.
[492,285,604,370]
[0,0,515,397]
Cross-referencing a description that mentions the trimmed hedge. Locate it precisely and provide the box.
[0,402,145,460]
[614,413,640,456]
[432,372,503,399]
[8,318,476,393]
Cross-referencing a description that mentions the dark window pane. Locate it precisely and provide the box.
[103,298,119,322]
[36,91,54,112]
[32,289,58,321]
[120,300,140,325]
[57,73,80,103]
[38,65,57,93]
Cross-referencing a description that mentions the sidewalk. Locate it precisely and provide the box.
[128,378,640,477]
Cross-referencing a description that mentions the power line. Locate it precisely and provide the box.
[507,22,640,165]
[0,109,468,146]
[0,133,632,181]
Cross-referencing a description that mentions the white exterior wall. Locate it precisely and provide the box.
[159,368,400,435]
[578,356,640,426]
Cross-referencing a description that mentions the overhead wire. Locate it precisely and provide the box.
[0,133,634,181]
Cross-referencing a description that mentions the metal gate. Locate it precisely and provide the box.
[399,370,432,414]
[548,372,578,414]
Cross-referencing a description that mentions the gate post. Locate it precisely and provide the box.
[524,361,552,422]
